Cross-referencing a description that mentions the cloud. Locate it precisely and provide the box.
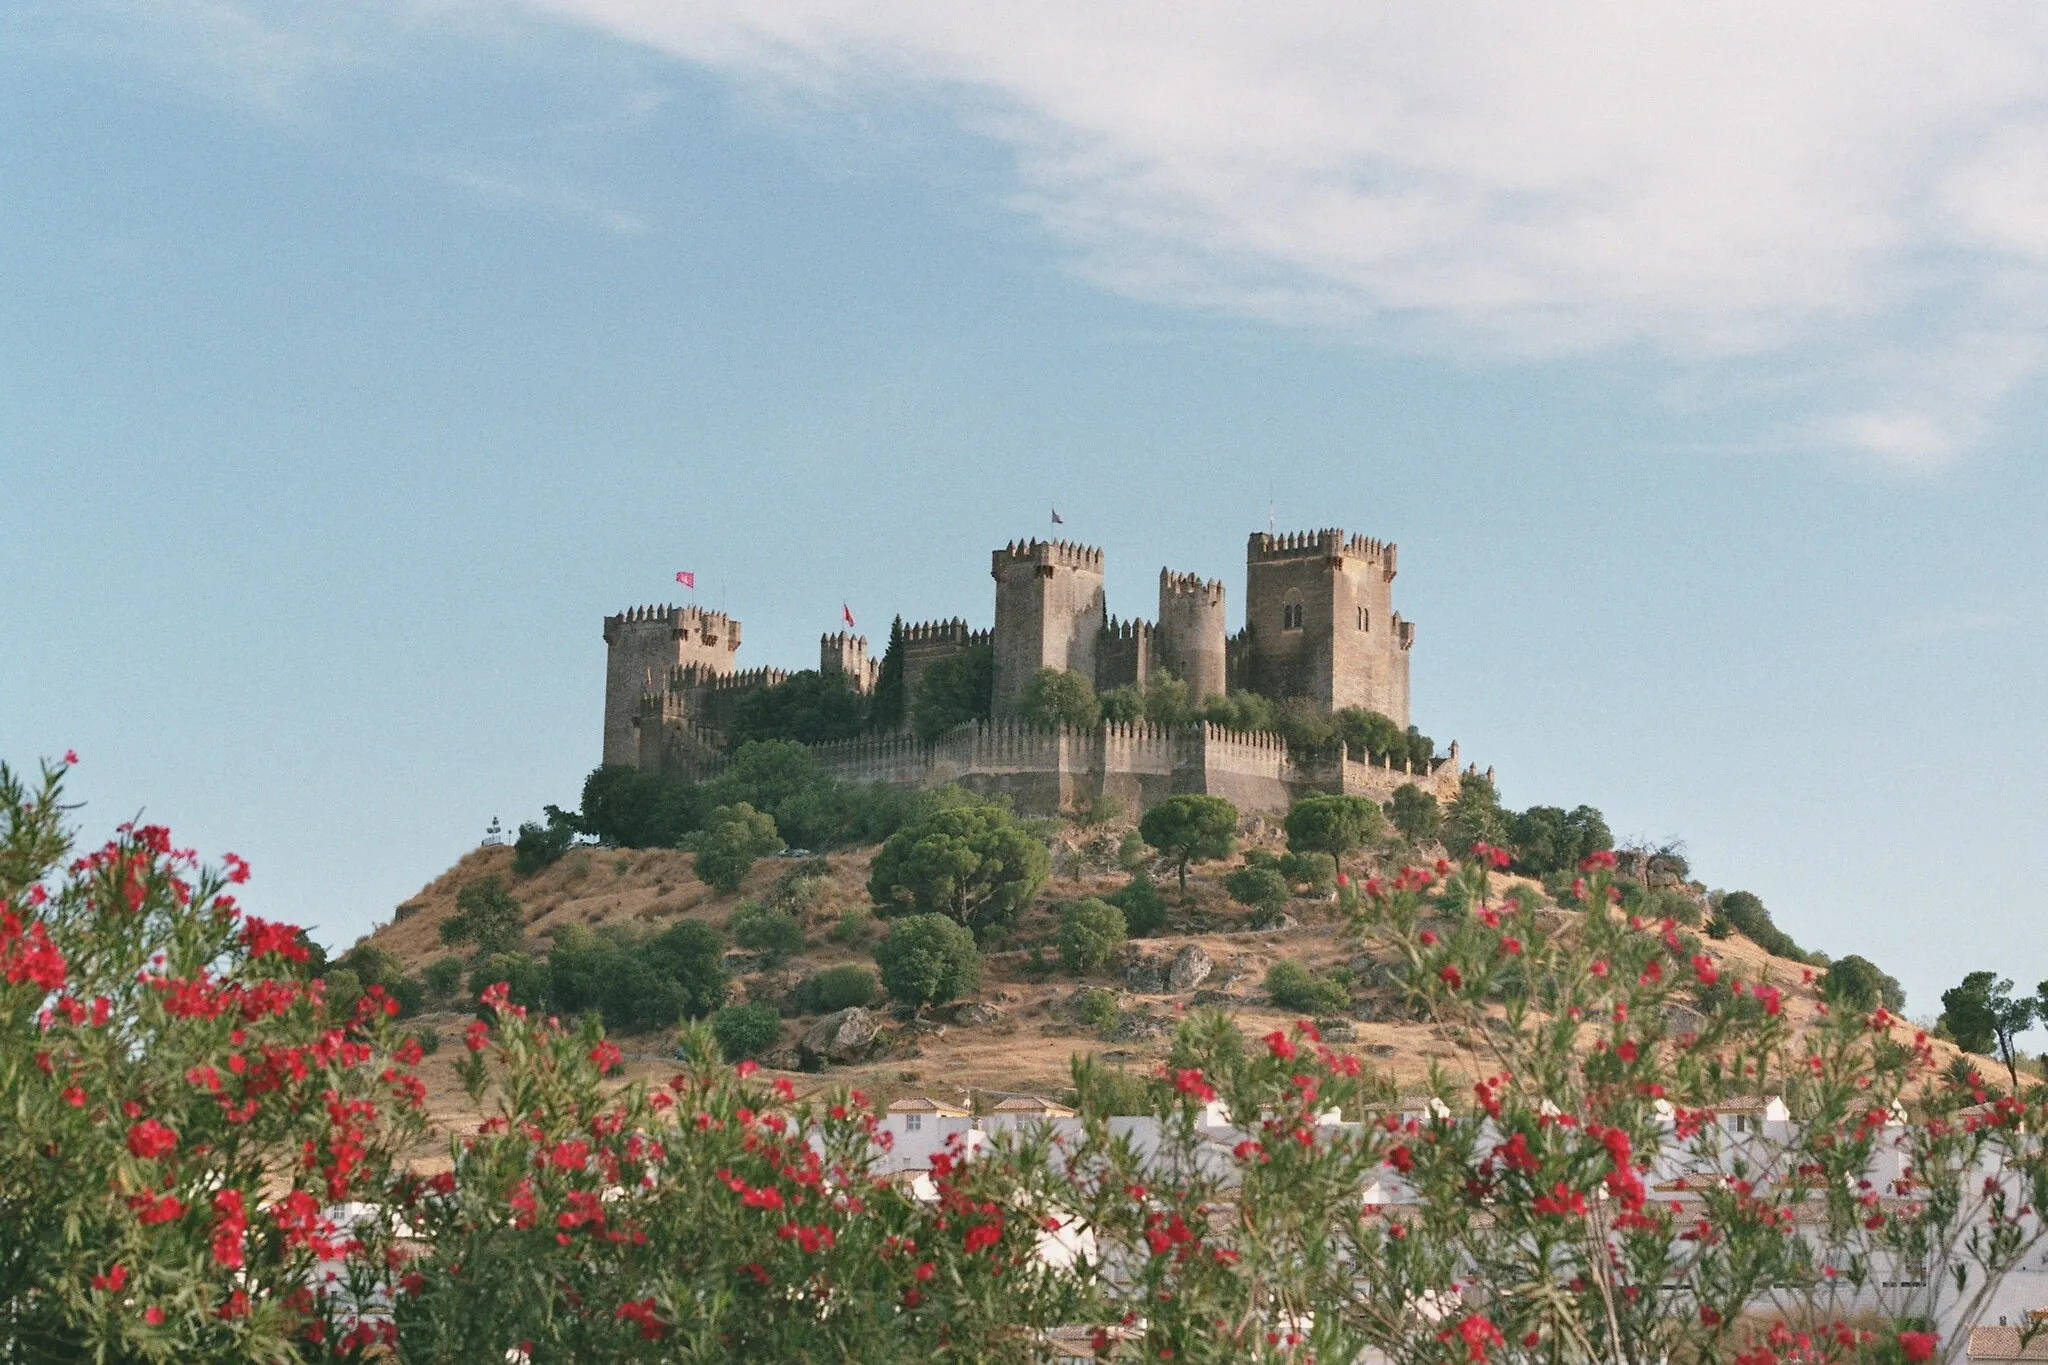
[426,161,650,236]
[1882,610,2022,647]
[513,0,2048,464]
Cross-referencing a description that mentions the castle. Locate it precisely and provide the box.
[602,530,1481,815]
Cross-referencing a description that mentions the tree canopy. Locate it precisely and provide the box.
[1941,971,2035,1089]
[912,645,994,742]
[1284,794,1385,863]
[873,913,982,1007]
[1018,667,1100,730]
[866,800,1050,939]
[727,670,868,749]
[1139,794,1239,891]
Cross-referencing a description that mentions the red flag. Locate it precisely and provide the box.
[842,603,856,629]
[675,571,696,588]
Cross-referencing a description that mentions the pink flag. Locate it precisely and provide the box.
[675,571,696,588]
[842,603,856,629]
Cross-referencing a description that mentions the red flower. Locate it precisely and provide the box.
[126,1118,178,1161]
[588,1040,622,1074]
[1755,985,1783,1016]
[735,1059,760,1078]
[1439,965,1463,990]
[144,1306,164,1326]
[128,1189,186,1225]
[1579,850,1617,871]
[91,1264,128,1293]
[1691,955,1718,986]
[62,1086,86,1108]
[222,852,251,884]
[963,1218,1003,1253]
[1898,1332,1938,1363]
[1172,1068,1216,1104]
[210,1188,247,1269]
[1263,1030,1297,1061]
[1440,1313,1506,1362]
[615,1297,667,1341]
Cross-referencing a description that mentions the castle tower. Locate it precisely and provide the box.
[990,539,1106,716]
[1240,530,1412,725]
[1155,569,1228,704]
[600,605,742,767]
[819,632,878,694]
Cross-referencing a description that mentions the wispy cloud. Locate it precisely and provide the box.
[426,161,649,236]
[1883,610,2022,647]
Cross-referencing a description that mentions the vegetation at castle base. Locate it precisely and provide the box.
[693,801,785,894]
[1387,781,1442,841]
[866,800,1051,940]
[544,921,729,1033]
[1106,870,1167,937]
[727,668,868,750]
[1099,670,1194,727]
[1283,792,1385,867]
[1055,896,1127,974]
[1262,957,1350,1015]
[1939,972,2036,1091]
[911,642,994,742]
[1139,793,1239,892]
[1223,861,1291,926]
[869,617,909,732]
[872,913,981,1008]
[11,755,2047,1364]
[1019,666,1101,730]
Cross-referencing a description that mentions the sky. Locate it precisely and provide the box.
[3,1,2045,1027]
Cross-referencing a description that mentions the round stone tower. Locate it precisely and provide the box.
[1156,569,1228,704]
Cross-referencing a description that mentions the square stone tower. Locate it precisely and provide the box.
[1239,530,1412,724]
[990,539,1107,716]
[600,605,742,767]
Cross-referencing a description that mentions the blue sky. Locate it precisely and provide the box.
[4,2,2045,1024]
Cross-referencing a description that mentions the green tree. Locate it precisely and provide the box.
[728,670,868,749]
[1823,954,1905,1013]
[1941,971,2035,1090]
[867,802,1051,939]
[695,803,785,894]
[1284,794,1385,866]
[1715,890,1809,962]
[1264,959,1350,1015]
[1223,865,1291,926]
[1019,667,1101,730]
[441,876,524,956]
[470,950,549,1011]
[1057,898,1127,974]
[728,901,804,967]
[1201,690,1277,734]
[1506,805,1613,876]
[1278,850,1337,896]
[423,956,464,999]
[1139,794,1239,892]
[912,644,995,742]
[574,764,699,848]
[1387,783,1442,842]
[1332,708,1435,770]
[1108,870,1168,937]
[710,1003,783,1062]
[512,813,577,877]
[870,617,909,732]
[874,914,982,1008]
[796,964,878,1013]
[1445,772,1506,849]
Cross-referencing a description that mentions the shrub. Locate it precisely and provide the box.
[1076,988,1120,1031]
[912,644,994,742]
[470,950,549,1012]
[336,945,423,1017]
[547,921,728,1032]
[1278,850,1337,896]
[867,801,1050,940]
[711,1002,783,1062]
[440,876,524,955]
[696,803,785,894]
[797,964,878,1014]
[829,905,876,944]
[1824,954,1906,1013]
[1139,794,1239,891]
[512,815,577,877]
[1108,871,1168,937]
[728,669,867,749]
[1504,804,1612,877]
[729,901,805,966]
[1386,783,1442,842]
[1284,794,1384,864]
[575,763,699,848]
[874,914,981,1008]
[1265,959,1350,1014]
[1224,865,1292,925]
[1715,890,1810,962]
[1057,898,1127,974]
[423,956,465,999]
[1018,667,1100,730]
[1445,772,1506,849]
[408,1026,442,1056]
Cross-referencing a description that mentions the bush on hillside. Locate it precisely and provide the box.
[1108,871,1168,937]
[1715,889,1810,962]
[1505,804,1612,877]
[1278,850,1338,897]
[1445,772,1507,849]
[1139,794,1239,892]
[1387,782,1442,842]
[512,814,578,877]
[423,956,465,999]
[1284,794,1384,863]
[710,1002,783,1062]
[440,876,524,956]
[335,945,423,1018]
[728,901,804,967]
[873,914,981,1008]
[1076,988,1120,1031]
[1057,898,1127,974]
[1223,866,1291,926]
[1265,959,1350,1015]
[867,800,1050,940]
[470,950,550,1012]
[829,905,876,944]
[547,921,728,1032]
[793,964,878,1014]
[696,802,785,894]
[1823,953,1906,1013]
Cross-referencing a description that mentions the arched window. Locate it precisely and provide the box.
[1356,606,1369,632]
[1281,592,1305,631]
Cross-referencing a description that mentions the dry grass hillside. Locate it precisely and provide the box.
[354,824,1971,1136]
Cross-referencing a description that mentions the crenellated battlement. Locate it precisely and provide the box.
[1102,616,1157,642]
[901,617,975,646]
[1159,569,1226,603]
[820,631,868,652]
[1246,529,1396,568]
[993,539,1104,572]
[704,666,789,693]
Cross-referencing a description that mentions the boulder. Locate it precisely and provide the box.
[1347,956,1400,990]
[1123,953,1169,994]
[800,1007,879,1065]
[947,1001,1002,1027]
[901,1018,948,1038]
[1189,988,1240,1008]
[1107,1013,1166,1043]
[1167,944,1214,993]
[1317,1020,1358,1042]
[762,1048,803,1072]
[1366,1043,1398,1059]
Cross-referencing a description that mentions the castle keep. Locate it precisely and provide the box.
[602,530,1476,815]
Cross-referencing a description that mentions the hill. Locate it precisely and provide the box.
[349,822,1968,1135]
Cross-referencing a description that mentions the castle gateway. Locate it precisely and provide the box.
[602,530,1477,816]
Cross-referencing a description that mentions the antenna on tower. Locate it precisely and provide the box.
[1267,481,1276,537]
